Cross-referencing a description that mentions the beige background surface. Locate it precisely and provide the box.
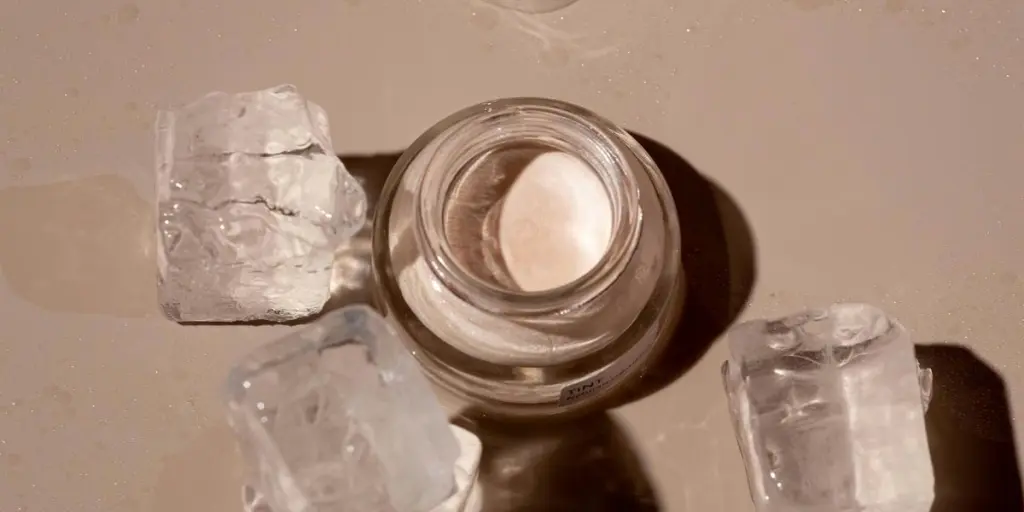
[1,0,1023,510]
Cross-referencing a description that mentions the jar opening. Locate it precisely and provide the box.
[443,142,614,292]
[415,101,642,315]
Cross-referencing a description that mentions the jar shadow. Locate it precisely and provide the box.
[612,133,757,405]
[914,342,1024,511]
[452,410,662,511]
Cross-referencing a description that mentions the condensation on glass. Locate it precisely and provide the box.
[371,98,684,417]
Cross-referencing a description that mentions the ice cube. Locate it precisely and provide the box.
[722,303,934,512]
[156,84,366,322]
[241,424,483,512]
[225,305,459,512]
[434,425,483,512]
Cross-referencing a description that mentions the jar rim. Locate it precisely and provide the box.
[413,98,643,316]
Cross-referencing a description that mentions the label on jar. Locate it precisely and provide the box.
[557,327,660,406]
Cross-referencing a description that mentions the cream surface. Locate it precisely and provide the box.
[498,151,613,292]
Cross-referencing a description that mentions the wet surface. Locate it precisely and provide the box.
[1,0,1023,511]
[0,175,156,318]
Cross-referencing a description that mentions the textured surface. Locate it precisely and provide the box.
[1,0,1023,511]
[225,305,458,512]
[724,304,933,511]
[156,85,366,322]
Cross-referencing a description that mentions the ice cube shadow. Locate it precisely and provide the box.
[915,343,1024,511]
[452,410,662,511]
[0,175,158,318]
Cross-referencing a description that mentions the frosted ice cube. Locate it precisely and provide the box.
[434,425,483,512]
[241,424,483,512]
[156,84,366,322]
[225,305,459,512]
[722,303,935,512]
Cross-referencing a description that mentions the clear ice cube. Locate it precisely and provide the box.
[241,424,483,512]
[156,84,367,322]
[435,425,483,512]
[722,303,934,512]
[225,305,459,512]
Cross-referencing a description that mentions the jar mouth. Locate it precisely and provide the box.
[414,98,642,316]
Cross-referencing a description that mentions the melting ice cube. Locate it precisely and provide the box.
[722,303,935,512]
[225,305,459,512]
[155,84,366,322]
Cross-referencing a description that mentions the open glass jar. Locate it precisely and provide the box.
[371,98,682,418]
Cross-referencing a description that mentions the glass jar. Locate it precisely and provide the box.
[371,98,682,418]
